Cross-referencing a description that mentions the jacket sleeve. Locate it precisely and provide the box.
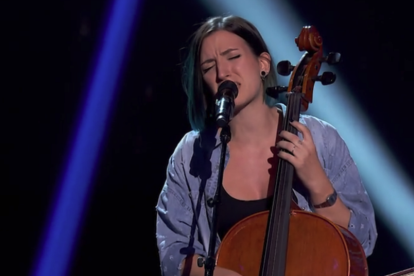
[155,135,207,276]
[325,124,378,257]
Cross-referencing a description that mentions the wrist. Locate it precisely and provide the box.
[308,176,334,200]
[310,186,337,209]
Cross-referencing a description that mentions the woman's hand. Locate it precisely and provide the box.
[276,121,331,195]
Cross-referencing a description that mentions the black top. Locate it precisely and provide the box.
[216,185,273,240]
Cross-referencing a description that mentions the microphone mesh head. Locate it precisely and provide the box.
[218,80,238,97]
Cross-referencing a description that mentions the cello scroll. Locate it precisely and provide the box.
[267,26,342,111]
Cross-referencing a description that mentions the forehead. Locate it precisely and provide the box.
[200,30,249,57]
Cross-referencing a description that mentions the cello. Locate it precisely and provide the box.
[215,26,368,275]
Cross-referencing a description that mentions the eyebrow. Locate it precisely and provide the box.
[200,48,239,65]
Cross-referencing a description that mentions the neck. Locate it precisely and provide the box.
[227,99,280,147]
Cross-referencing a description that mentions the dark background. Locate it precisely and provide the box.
[3,0,414,275]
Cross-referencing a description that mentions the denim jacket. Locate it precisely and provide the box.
[155,103,378,276]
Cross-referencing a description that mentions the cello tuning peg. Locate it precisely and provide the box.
[322,52,342,65]
[313,71,336,85]
[277,60,295,76]
[266,86,288,99]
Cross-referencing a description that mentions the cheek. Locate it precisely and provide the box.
[203,74,217,94]
[244,71,261,90]
[238,62,259,81]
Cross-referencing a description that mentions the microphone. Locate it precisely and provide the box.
[215,80,238,127]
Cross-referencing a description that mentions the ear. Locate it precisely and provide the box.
[258,52,271,74]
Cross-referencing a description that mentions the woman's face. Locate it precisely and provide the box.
[199,30,270,112]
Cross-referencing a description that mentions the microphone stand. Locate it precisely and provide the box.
[199,124,231,276]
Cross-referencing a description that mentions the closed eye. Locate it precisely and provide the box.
[202,65,214,74]
[202,55,240,74]
[229,55,240,60]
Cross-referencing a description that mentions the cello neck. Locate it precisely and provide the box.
[259,92,302,276]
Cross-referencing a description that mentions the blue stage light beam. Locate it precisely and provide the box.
[200,0,414,261]
[31,1,142,276]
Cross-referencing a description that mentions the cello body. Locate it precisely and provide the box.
[216,202,368,276]
[215,26,368,275]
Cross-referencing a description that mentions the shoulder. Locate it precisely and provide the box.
[170,130,200,161]
[300,114,339,141]
[163,130,201,186]
[168,127,217,183]
[300,115,346,161]
[170,127,217,162]
[276,103,340,140]
[275,103,350,163]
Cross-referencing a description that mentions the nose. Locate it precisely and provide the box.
[215,61,230,83]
